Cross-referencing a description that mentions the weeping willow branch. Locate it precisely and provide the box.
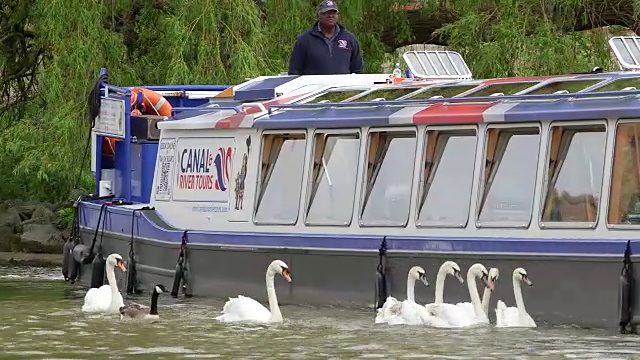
[382,0,640,50]
[0,0,47,117]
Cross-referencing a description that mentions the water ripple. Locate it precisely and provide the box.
[2,269,640,358]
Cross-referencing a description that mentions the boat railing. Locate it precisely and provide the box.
[267,88,640,113]
[171,106,242,116]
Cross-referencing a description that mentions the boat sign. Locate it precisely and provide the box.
[172,136,235,206]
[95,97,125,138]
[154,138,177,201]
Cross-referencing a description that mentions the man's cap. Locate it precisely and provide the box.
[317,0,338,14]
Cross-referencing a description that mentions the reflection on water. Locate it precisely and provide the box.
[2,266,640,359]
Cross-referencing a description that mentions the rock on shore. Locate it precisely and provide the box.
[0,200,71,254]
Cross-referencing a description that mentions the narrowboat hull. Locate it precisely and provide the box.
[75,204,639,331]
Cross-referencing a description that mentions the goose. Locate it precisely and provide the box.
[425,263,493,328]
[81,253,126,314]
[119,284,167,320]
[215,259,291,323]
[375,266,430,325]
[495,267,536,328]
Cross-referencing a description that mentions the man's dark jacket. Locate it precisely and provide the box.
[288,22,364,75]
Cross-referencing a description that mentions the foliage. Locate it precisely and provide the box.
[0,0,635,202]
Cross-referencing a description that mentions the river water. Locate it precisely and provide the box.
[2,266,640,359]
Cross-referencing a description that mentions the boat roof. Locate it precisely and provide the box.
[159,36,640,131]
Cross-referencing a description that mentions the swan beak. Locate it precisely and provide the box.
[282,269,292,282]
[483,276,494,290]
[524,278,532,286]
[420,277,430,287]
[454,271,464,284]
[117,260,127,272]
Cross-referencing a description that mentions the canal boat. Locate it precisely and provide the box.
[69,36,640,331]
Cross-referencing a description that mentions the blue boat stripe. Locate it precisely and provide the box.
[80,203,635,256]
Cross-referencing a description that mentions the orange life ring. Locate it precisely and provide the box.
[101,88,172,164]
[130,87,173,116]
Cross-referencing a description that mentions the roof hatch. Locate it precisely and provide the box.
[609,36,640,71]
[402,50,473,80]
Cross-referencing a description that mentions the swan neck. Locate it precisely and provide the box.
[481,287,491,315]
[406,275,416,302]
[467,271,483,316]
[106,263,118,293]
[435,268,446,303]
[513,277,526,313]
[266,272,282,322]
[149,291,159,315]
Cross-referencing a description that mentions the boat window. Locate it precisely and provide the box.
[463,81,540,97]
[306,89,369,103]
[417,128,477,227]
[591,78,640,92]
[525,79,604,94]
[360,130,417,227]
[608,122,640,225]
[254,133,307,225]
[541,124,607,225]
[305,132,361,226]
[403,85,477,100]
[350,87,422,102]
[477,127,540,227]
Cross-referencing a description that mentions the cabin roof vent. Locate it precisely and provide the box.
[402,50,473,80]
[609,36,640,71]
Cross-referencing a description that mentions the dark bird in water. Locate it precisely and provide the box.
[119,284,167,320]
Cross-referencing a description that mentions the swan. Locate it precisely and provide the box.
[456,267,500,319]
[119,284,167,320]
[495,267,536,328]
[375,266,430,325]
[215,259,291,323]
[81,253,126,314]
[482,268,499,316]
[433,261,465,304]
[425,263,493,328]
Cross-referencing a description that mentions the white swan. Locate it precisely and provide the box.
[426,263,493,328]
[215,259,291,323]
[432,261,465,304]
[375,266,430,325]
[456,267,500,319]
[81,253,127,314]
[495,267,536,328]
[482,268,499,316]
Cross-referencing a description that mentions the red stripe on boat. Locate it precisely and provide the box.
[215,94,306,128]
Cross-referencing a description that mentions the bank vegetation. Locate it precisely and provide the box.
[0,0,638,202]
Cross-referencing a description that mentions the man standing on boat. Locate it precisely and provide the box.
[287,1,364,75]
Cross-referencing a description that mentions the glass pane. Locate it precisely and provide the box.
[591,78,640,92]
[608,122,640,224]
[417,133,477,226]
[526,80,604,94]
[478,131,540,225]
[464,82,540,97]
[306,136,360,225]
[361,135,417,226]
[405,85,477,100]
[542,129,607,223]
[353,87,422,102]
[255,139,307,224]
[307,90,368,103]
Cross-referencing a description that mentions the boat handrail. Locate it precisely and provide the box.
[240,102,268,113]
[267,88,640,113]
[171,106,241,114]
